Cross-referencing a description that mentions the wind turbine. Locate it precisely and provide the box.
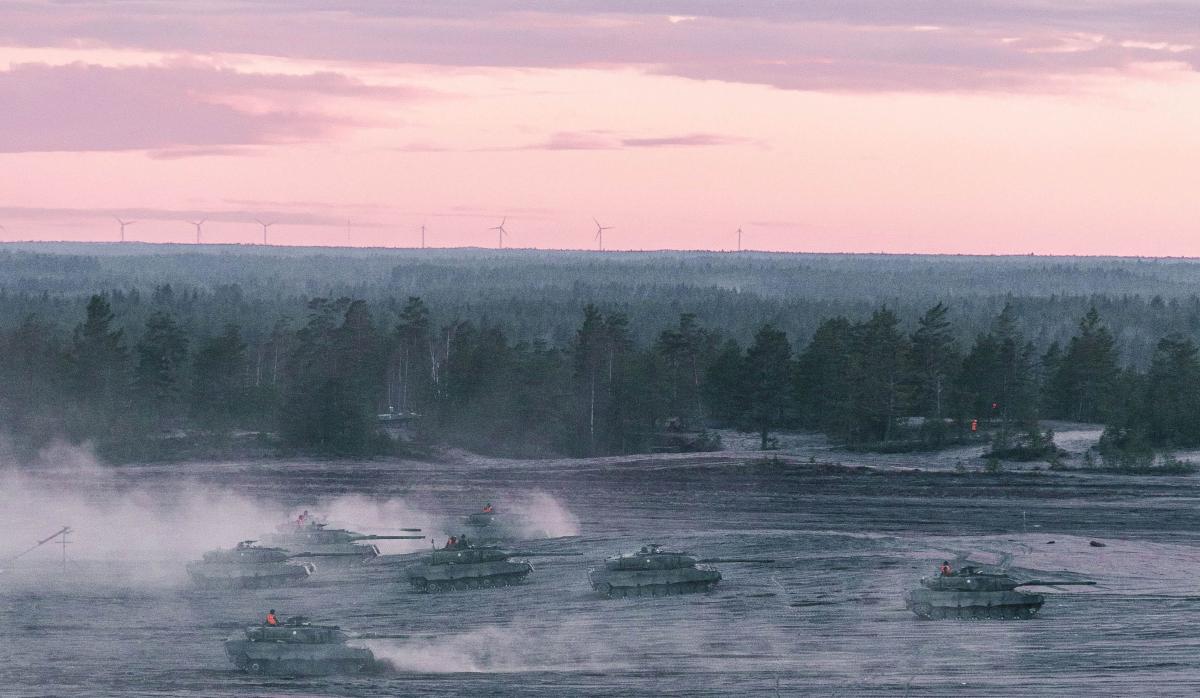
[115,217,136,243]
[255,218,275,245]
[593,218,613,252]
[190,219,206,244]
[489,217,509,249]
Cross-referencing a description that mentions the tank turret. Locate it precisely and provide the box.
[224,615,375,675]
[461,503,551,543]
[588,544,775,598]
[261,519,424,561]
[904,564,1095,620]
[404,542,580,592]
[186,541,358,589]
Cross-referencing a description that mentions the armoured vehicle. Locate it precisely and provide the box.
[461,506,544,543]
[588,544,774,598]
[404,542,580,592]
[904,565,1095,620]
[224,616,375,675]
[186,541,347,589]
[261,520,423,561]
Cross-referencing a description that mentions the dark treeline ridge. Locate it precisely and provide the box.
[2,244,1200,462]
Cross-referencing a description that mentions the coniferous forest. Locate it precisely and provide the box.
[3,244,1200,464]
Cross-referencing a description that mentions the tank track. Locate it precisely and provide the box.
[594,580,717,598]
[191,574,306,590]
[240,658,372,675]
[907,603,1041,620]
[408,570,530,593]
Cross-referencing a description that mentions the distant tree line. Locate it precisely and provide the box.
[1,288,1197,463]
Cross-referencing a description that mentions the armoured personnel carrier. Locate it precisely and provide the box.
[404,542,580,592]
[588,544,774,598]
[186,541,348,589]
[904,565,1095,620]
[261,520,424,561]
[224,616,375,675]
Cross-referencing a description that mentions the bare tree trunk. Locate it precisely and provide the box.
[589,370,596,455]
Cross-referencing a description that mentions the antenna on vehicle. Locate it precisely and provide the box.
[736,227,743,252]
[420,224,427,249]
[593,218,613,252]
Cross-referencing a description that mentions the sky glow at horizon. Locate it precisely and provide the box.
[0,2,1197,255]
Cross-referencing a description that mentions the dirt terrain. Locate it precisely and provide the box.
[3,432,1200,696]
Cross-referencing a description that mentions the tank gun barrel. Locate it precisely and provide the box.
[506,551,583,557]
[285,556,374,561]
[1018,580,1096,587]
[697,558,776,564]
[348,535,425,541]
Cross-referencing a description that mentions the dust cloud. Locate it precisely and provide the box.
[0,442,434,575]
[363,622,620,674]
[506,490,580,539]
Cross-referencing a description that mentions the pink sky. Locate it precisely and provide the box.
[0,2,1198,254]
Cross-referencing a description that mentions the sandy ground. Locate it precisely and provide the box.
[3,434,1200,696]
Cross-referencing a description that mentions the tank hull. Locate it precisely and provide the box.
[405,560,533,592]
[904,588,1044,620]
[186,561,314,589]
[588,566,721,597]
[224,638,374,675]
[261,540,380,562]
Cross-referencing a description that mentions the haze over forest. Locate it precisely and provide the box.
[3,244,1200,464]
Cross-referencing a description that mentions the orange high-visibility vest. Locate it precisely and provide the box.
[266,613,278,625]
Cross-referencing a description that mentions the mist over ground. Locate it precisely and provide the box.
[5,451,1200,695]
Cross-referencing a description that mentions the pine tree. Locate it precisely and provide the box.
[908,303,959,422]
[393,296,433,414]
[703,339,746,425]
[134,311,189,412]
[743,324,794,449]
[68,295,130,440]
[795,317,854,438]
[850,307,911,442]
[1141,335,1200,445]
[1046,307,1119,422]
[191,324,247,430]
[654,313,713,427]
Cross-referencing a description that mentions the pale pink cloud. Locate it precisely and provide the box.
[539,131,752,150]
[1,1,1196,93]
[0,60,425,153]
[0,204,371,227]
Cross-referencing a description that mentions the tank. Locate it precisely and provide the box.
[224,616,375,675]
[186,541,320,589]
[462,507,544,543]
[261,520,423,561]
[904,565,1095,620]
[404,543,580,592]
[588,544,774,598]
